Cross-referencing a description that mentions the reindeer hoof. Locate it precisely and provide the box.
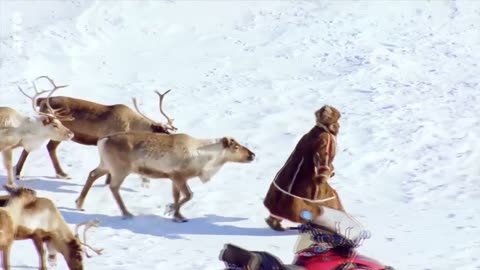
[48,255,57,267]
[56,172,71,179]
[173,216,188,223]
[164,203,175,216]
[122,213,134,219]
[75,199,84,211]
[13,166,21,177]
[4,183,16,188]
[13,167,22,181]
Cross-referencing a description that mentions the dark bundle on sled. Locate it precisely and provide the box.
[219,243,291,270]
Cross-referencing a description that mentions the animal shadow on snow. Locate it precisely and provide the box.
[59,210,297,240]
[7,265,37,269]
[0,176,135,194]
[0,176,82,194]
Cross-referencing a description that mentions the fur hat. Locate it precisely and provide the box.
[315,105,341,124]
[315,105,341,135]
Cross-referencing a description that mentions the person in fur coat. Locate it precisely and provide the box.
[263,105,345,231]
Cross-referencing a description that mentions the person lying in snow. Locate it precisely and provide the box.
[263,105,345,231]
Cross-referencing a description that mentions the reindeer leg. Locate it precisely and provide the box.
[32,236,47,270]
[76,167,107,210]
[47,140,70,179]
[104,174,111,185]
[172,180,192,223]
[45,240,57,268]
[2,246,11,270]
[165,183,180,216]
[14,149,29,180]
[2,149,15,186]
[108,172,133,219]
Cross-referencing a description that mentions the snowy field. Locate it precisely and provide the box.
[1,0,480,269]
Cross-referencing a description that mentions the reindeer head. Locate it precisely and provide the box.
[37,114,74,141]
[65,238,84,270]
[150,123,170,134]
[3,185,37,205]
[18,76,74,141]
[132,89,177,134]
[221,137,255,163]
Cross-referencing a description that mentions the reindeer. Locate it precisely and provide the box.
[0,193,102,270]
[75,133,255,222]
[1,76,74,186]
[0,185,36,270]
[14,89,176,182]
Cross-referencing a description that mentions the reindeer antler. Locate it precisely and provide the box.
[17,77,56,115]
[132,90,177,133]
[34,76,74,121]
[132,97,157,124]
[154,89,177,132]
[75,219,103,258]
[17,76,73,121]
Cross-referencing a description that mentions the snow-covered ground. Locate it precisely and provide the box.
[1,1,479,269]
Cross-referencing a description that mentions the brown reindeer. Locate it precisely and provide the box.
[1,76,74,186]
[0,194,102,270]
[0,185,36,270]
[14,90,176,180]
[75,133,255,222]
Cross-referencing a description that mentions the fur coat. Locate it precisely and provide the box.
[263,124,344,223]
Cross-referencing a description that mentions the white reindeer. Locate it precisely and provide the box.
[0,76,74,186]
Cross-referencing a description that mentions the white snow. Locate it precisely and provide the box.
[1,0,479,269]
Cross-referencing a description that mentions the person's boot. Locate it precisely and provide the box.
[265,215,286,231]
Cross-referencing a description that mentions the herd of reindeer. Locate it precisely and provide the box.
[0,76,256,269]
